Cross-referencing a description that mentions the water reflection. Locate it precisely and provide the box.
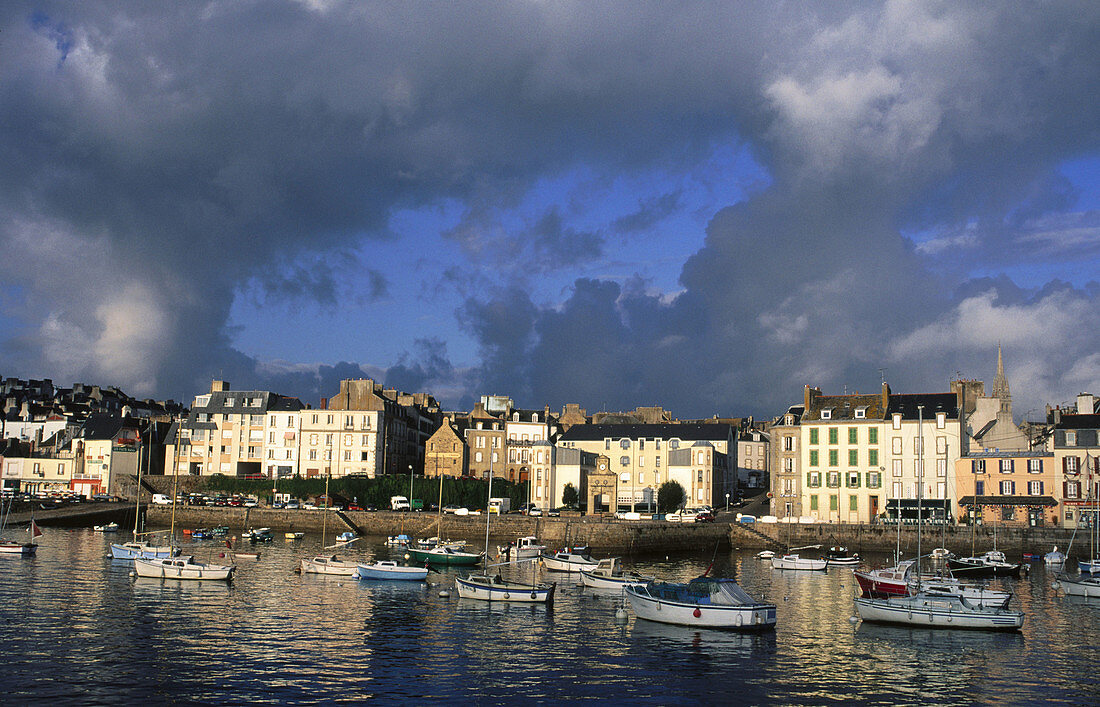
[2,530,1100,704]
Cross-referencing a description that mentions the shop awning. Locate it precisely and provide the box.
[959,495,1057,507]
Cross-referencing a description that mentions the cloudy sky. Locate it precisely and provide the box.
[2,1,1099,419]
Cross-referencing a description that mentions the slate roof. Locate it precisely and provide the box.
[803,394,885,422]
[886,393,960,419]
[1056,414,1100,430]
[558,423,733,442]
[78,413,139,440]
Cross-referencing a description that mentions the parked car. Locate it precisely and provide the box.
[442,505,463,514]
[666,508,698,523]
[547,507,562,517]
[347,504,363,511]
[694,509,715,522]
[528,507,543,517]
[285,500,301,510]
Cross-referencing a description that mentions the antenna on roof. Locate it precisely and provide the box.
[878,368,886,385]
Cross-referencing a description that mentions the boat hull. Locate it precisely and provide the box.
[1057,576,1100,598]
[539,553,599,572]
[355,563,429,581]
[579,569,654,589]
[300,556,358,575]
[625,586,776,630]
[854,596,1023,631]
[455,575,555,603]
[406,547,482,566]
[770,555,827,571]
[0,541,36,556]
[947,559,1021,578]
[133,557,234,581]
[110,543,178,560]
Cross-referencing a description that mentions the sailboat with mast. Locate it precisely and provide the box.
[0,493,40,556]
[855,405,1024,630]
[405,461,482,567]
[111,423,178,560]
[300,466,358,575]
[1055,476,1100,597]
[455,464,555,603]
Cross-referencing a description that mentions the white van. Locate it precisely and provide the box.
[151,494,172,505]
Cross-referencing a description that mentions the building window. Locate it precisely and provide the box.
[809,450,819,467]
[936,412,946,429]
[999,480,1015,495]
[892,459,903,477]
[828,450,838,467]
[913,436,924,454]
[1028,459,1042,473]
[848,428,858,444]
[783,458,794,473]
[829,494,838,511]
[937,459,947,477]
[855,407,866,419]
[809,429,819,445]
[808,472,821,487]
[868,472,881,488]
[892,414,902,430]
[972,459,986,474]
[810,495,819,511]
[620,439,631,449]
[1028,481,1043,495]
[850,495,858,511]
[892,437,902,454]
[783,478,794,494]
[848,472,860,488]
[1065,481,1081,499]
[1066,431,1077,446]
[1000,459,1013,474]
[868,449,878,466]
[783,436,794,451]
[821,409,832,420]
[655,457,661,468]
[475,452,482,463]
[828,428,838,445]
[936,436,947,454]
[620,456,630,466]
[975,480,985,495]
[1065,457,1081,474]
[869,428,878,444]
[848,450,858,467]
[619,472,629,483]
[827,472,840,488]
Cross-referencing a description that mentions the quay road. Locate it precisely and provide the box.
[5,500,132,528]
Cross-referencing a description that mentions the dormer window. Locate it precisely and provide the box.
[225,398,234,407]
[854,407,867,419]
[892,413,902,430]
[785,415,794,425]
[821,409,832,420]
[532,413,538,423]
[936,412,946,429]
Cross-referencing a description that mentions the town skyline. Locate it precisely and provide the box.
[2,3,1099,420]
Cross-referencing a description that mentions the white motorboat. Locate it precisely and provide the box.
[300,555,359,576]
[284,532,305,540]
[110,541,179,560]
[930,547,955,561]
[854,592,1024,631]
[1077,559,1100,574]
[770,554,827,571]
[385,534,412,547]
[579,557,655,589]
[133,556,234,581]
[1044,546,1066,566]
[540,548,600,572]
[455,573,556,603]
[755,550,775,560]
[498,536,547,561]
[917,577,1012,609]
[354,560,429,581]
[94,522,120,533]
[1055,574,1100,598]
[949,550,1021,578]
[0,539,37,556]
[824,546,860,566]
[626,578,777,630]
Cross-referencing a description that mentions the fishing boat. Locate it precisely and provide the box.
[301,554,359,575]
[0,517,41,556]
[625,577,777,630]
[456,572,556,603]
[285,532,305,540]
[498,535,547,561]
[755,550,776,560]
[94,522,120,533]
[948,550,1021,578]
[770,553,827,571]
[110,539,179,560]
[1044,546,1066,566]
[336,531,357,544]
[1078,559,1100,574]
[385,534,411,547]
[540,548,600,572]
[246,528,274,543]
[354,560,429,581]
[134,556,235,581]
[930,547,955,561]
[579,557,655,589]
[854,591,1024,630]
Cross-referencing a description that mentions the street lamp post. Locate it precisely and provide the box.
[725,492,730,513]
[408,464,413,507]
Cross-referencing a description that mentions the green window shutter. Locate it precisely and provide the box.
[869,428,878,444]
[810,495,818,511]
[828,449,838,467]
[830,494,838,511]
[809,429,819,445]
[848,449,858,466]
[849,427,858,444]
[810,450,819,467]
[828,427,838,445]
[869,449,878,466]
[850,495,858,511]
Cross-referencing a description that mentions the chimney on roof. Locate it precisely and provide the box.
[804,385,821,410]
[210,380,229,393]
[881,381,891,410]
[320,397,328,410]
[1078,392,1096,415]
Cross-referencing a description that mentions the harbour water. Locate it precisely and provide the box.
[1,529,1097,705]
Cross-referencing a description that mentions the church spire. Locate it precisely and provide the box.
[991,344,1011,412]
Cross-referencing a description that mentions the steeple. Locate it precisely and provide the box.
[991,344,1011,413]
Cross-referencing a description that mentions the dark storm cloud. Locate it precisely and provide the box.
[2,2,1099,416]
[612,191,683,234]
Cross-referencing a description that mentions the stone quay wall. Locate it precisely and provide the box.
[145,506,732,555]
[734,521,1079,557]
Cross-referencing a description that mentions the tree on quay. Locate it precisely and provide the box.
[657,480,685,513]
[561,483,578,508]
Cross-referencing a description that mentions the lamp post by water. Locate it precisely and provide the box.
[408,464,413,507]
[726,492,730,513]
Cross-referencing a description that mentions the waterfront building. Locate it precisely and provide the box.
[954,450,1058,527]
[1050,392,1100,529]
[537,444,600,510]
[504,407,557,491]
[172,381,304,477]
[425,416,467,478]
[462,400,505,480]
[955,346,1032,455]
[556,423,735,511]
[768,405,804,520]
[736,423,769,492]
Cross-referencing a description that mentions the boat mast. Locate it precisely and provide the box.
[169,417,182,545]
[484,450,493,561]
[916,405,924,580]
[133,429,144,541]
